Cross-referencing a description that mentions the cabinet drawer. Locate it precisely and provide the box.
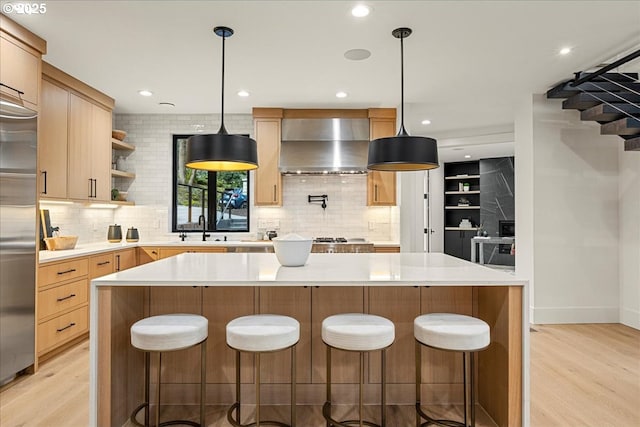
[37,306,88,355]
[38,279,88,321]
[89,253,114,279]
[38,258,89,288]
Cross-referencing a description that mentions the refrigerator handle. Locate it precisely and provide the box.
[42,170,47,194]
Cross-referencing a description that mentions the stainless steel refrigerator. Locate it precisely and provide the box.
[0,99,37,385]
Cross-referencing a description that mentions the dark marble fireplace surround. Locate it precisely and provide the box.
[480,157,515,266]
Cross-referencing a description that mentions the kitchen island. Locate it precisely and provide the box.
[90,252,528,427]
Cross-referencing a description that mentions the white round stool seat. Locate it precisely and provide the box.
[226,314,300,352]
[414,313,490,351]
[322,313,395,351]
[131,314,208,352]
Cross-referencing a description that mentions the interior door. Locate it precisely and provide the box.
[425,167,444,252]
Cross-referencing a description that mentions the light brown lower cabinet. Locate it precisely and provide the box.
[137,247,160,264]
[37,249,138,360]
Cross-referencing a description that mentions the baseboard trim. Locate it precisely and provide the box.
[620,307,640,330]
[533,306,619,324]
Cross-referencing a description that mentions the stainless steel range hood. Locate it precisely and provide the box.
[279,118,370,174]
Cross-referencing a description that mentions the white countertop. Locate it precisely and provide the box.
[39,240,401,263]
[91,252,524,287]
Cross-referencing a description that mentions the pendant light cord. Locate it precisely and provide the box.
[219,31,228,134]
[398,32,408,136]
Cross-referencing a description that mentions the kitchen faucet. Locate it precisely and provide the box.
[198,215,210,241]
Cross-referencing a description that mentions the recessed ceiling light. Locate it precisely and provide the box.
[237,90,249,97]
[421,119,431,125]
[159,102,175,107]
[344,49,371,61]
[138,90,153,97]
[464,154,472,159]
[336,91,348,98]
[559,47,572,55]
[351,4,370,17]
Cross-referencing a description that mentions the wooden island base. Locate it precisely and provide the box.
[96,285,522,427]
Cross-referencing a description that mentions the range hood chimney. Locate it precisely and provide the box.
[279,118,370,174]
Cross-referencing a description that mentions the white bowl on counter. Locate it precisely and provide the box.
[272,234,312,267]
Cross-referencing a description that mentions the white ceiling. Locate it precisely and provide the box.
[8,0,640,159]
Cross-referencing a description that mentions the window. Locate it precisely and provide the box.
[172,134,250,233]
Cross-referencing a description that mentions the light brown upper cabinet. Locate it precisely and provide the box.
[0,15,46,109]
[39,79,69,198]
[41,62,114,202]
[253,108,283,206]
[367,109,397,206]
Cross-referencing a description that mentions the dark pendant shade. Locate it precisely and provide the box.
[367,134,439,171]
[367,27,439,171]
[186,133,258,171]
[185,25,258,171]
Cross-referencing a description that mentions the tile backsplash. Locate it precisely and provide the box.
[40,113,398,247]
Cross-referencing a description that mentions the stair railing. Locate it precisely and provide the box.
[571,48,640,124]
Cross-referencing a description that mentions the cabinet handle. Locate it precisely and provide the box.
[57,268,76,275]
[97,261,111,266]
[0,82,25,96]
[56,293,76,302]
[273,184,277,202]
[116,255,121,271]
[88,179,93,198]
[151,250,157,255]
[56,322,76,333]
[93,179,98,198]
[374,184,378,202]
[42,171,47,194]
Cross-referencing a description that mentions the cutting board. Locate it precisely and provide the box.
[39,209,52,250]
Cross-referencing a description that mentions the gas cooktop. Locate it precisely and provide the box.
[314,237,348,243]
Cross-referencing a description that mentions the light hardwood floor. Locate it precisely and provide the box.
[1,324,638,426]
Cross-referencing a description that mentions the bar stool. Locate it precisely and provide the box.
[321,313,395,427]
[130,313,208,427]
[226,314,300,427]
[414,313,490,427]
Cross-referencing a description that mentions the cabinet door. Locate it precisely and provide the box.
[311,287,364,383]
[202,287,255,384]
[368,286,420,384]
[367,118,396,206]
[460,231,475,261]
[254,119,282,206]
[444,230,463,259]
[89,253,114,279]
[0,34,39,106]
[39,79,68,198]
[137,247,159,265]
[114,248,136,271]
[68,94,93,200]
[259,287,311,383]
[91,104,112,202]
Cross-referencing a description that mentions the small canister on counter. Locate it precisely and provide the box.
[126,227,139,242]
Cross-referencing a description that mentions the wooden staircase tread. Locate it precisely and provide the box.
[581,103,640,121]
[624,137,640,151]
[600,117,640,136]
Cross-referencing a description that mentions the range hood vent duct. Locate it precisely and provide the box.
[279,118,370,174]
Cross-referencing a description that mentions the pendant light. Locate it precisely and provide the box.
[186,26,258,171]
[367,28,439,171]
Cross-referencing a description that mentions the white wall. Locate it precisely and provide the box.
[517,94,622,324]
[619,147,640,329]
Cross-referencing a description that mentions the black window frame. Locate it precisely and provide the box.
[171,134,251,233]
